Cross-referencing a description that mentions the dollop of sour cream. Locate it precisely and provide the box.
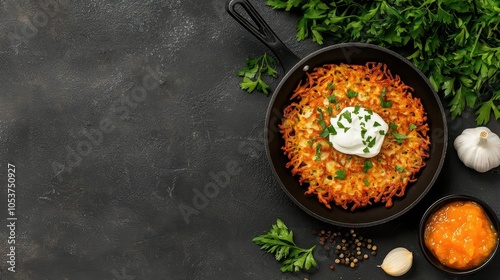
[328,106,388,158]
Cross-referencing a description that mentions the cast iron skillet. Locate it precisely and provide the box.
[226,0,448,227]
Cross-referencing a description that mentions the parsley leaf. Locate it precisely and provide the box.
[353,105,361,114]
[475,92,500,125]
[379,88,393,108]
[335,169,346,180]
[317,108,326,129]
[391,132,410,144]
[395,165,405,173]
[315,143,322,161]
[363,160,373,173]
[347,89,358,98]
[252,218,317,272]
[319,128,330,138]
[236,53,277,95]
[328,95,338,103]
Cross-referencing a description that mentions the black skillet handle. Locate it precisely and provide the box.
[225,0,300,72]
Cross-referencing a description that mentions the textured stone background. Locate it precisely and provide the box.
[0,0,499,279]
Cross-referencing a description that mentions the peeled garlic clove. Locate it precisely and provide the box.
[378,247,413,276]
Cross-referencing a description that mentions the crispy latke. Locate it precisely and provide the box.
[279,62,430,211]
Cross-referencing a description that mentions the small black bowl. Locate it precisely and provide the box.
[419,194,500,275]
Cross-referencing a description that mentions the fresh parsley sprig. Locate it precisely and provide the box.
[252,218,317,272]
[236,52,278,95]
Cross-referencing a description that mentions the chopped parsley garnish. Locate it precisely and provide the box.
[320,124,338,138]
[315,143,322,161]
[363,179,370,186]
[335,169,346,180]
[367,137,376,148]
[409,123,417,130]
[379,130,386,135]
[373,121,381,127]
[346,89,358,98]
[320,128,330,138]
[328,125,337,135]
[318,120,326,129]
[363,147,370,153]
[389,122,398,130]
[317,108,326,129]
[361,128,367,139]
[341,110,352,123]
[363,160,373,173]
[327,82,335,91]
[379,87,393,108]
[337,121,350,132]
[328,95,338,103]
[327,105,333,115]
[353,105,361,114]
[395,165,405,172]
[392,132,410,144]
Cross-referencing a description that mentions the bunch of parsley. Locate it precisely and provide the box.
[265,0,500,125]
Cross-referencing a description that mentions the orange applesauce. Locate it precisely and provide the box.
[424,201,498,270]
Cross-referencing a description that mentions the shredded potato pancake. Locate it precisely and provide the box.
[280,62,430,211]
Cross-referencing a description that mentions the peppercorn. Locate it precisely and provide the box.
[314,228,377,270]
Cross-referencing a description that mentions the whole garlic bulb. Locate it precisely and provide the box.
[454,127,500,173]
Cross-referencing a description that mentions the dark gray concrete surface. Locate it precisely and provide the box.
[0,0,499,279]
